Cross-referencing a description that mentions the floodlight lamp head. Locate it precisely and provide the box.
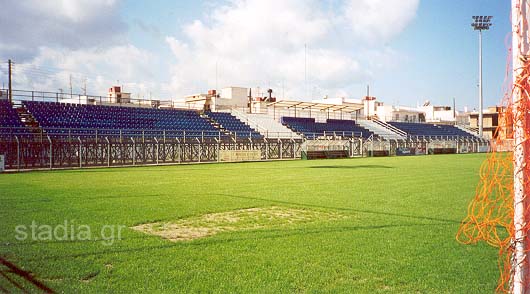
[471,15,493,31]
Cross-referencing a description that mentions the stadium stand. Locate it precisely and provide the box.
[281,117,373,138]
[23,101,222,138]
[229,110,302,139]
[0,100,26,136]
[356,119,405,140]
[205,111,263,139]
[0,100,24,128]
[388,122,477,138]
[437,124,479,137]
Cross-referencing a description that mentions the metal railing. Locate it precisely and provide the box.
[0,127,262,142]
[372,119,408,137]
[4,88,196,110]
[230,109,303,139]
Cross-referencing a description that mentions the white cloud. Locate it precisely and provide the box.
[165,0,420,100]
[2,0,419,101]
[0,0,126,61]
[1,0,167,99]
[344,0,419,42]
[10,45,162,98]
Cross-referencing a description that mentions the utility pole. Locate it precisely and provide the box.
[81,78,87,96]
[216,60,218,94]
[248,88,252,114]
[304,43,307,99]
[8,59,12,104]
[282,80,285,100]
[69,74,73,100]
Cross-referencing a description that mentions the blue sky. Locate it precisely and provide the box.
[380,0,511,109]
[0,0,512,109]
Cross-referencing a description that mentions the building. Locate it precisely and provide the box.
[469,106,502,139]
[185,87,252,111]
[108,86,131,104]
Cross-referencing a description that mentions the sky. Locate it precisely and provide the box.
[0,0,511,110]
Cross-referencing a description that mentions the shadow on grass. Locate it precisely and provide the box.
[0,257,55,293]
[23,222,453,261]
[309,165,393,169]
[211,193,461,225]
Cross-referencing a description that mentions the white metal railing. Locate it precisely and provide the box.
[265,107,358,123]
[230,108,269,133]
[231,109,303,139]
[6,88,197,110]
[372,119,407,137]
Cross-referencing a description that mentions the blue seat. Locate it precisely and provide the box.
[281,117,372,138]
[23,101,222,139]
[388,122,476,138]
[0,100,27,138]
[207,112,263,139]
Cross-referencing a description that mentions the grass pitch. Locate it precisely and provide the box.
[0,154,498,293]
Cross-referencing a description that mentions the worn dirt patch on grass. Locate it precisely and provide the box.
[131,206,345,241]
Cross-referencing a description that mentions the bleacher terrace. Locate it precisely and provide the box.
[16,101,262,140]
[281,117,373,139]
[388,122,477,138]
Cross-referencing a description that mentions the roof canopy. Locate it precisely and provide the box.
[267,100,363,113]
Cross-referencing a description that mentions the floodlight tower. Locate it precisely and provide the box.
[471,15,493,138]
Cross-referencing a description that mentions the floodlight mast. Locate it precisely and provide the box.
[512,1,530,294]
[472,15,492,138]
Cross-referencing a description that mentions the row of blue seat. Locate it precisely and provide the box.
[388,122,475,138]
[207,112,263,139]
[24,101,219,136]
[281,117,373,138]
[1,100,479,140]
[0,100,25,128]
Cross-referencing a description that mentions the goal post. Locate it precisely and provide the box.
[511,0,530,292]
[456,1,530,293]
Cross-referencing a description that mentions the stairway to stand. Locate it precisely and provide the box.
[15,103,43,135]
[201,113,231,137]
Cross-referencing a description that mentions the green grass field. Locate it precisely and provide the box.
[0,154,499,293]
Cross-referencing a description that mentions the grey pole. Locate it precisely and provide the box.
[479,29,483,137]
[472,16,492,138]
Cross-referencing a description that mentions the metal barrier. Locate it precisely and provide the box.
[0,132,303,171]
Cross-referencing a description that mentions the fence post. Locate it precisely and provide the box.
[217,138,221,163]
[265,139,269,160]
[279,139,283,159]
[77,137,82,168]
[177,140,181,164]
[154,137,159,165]
[106,137,111,167]
[15,136,20,171]
[131,137,136,165]
[47,135,52,170]
[196,137,202,163]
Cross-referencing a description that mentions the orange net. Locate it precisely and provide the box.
[456,1,530,292]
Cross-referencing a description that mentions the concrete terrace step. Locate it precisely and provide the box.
[357,119,405,140]
[230,110,301,139]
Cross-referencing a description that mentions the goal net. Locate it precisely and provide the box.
[457,1,530,293]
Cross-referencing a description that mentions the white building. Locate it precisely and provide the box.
[108,86,131,104]
[185,87,250,111]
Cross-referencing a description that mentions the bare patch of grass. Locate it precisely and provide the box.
[131,206,345,241]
